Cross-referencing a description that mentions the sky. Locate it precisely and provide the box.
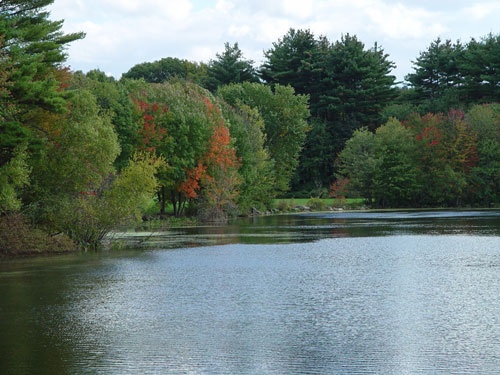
[49,0,500,83]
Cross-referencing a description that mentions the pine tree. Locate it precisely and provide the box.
[0,0,84,167]
[205,42,258,92]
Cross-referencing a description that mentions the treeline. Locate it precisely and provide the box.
[335,107,500,208]
[1,1,310,251]
[124,30,500,198]
[1,1,499,252]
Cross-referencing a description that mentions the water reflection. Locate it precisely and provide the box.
[115,210,500,249]
[1,211,500,374]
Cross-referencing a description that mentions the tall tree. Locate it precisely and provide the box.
[218,100,275,211]
[28,89,121,226]
[461,34,500,104]
[71,71,139,170]
[261,28,322,98]
[372,119,419,207]
[196,118,241,222]
[122,57,208,85]
[217,82,310,193]
[205,42,259,92]
[465,104,500,206]
[0,0,84,111]
[130,80,225,216]
[319,34,397,128]
[405,37,464,112]
[335,127,378,204]
[289,33,396,193]
[406,111,479,206]
[0,0,84,212]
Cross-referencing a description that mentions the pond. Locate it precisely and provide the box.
[1,210,500,374]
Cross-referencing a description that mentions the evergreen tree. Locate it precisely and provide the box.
[0,0,83,211]
[262,31,398,193]
[461,34,500,103]
[405,38,464,112]
[261,28,322,98]
[0,0,84,112]
[319,34,397,128]
[205,42,259,92]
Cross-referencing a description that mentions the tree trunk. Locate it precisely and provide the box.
[170,189,178,217]
[159,186,166,215]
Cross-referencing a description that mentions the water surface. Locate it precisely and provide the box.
[1,210,500,374]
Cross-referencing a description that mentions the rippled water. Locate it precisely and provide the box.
[1,211,500,374]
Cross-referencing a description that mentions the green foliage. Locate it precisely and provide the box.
[71,71,138,170]
[0,0,84,112]
[0,0,83,216]
[461,34,500,103]
[373,119,419,207]
[261,28,321,97]
[306,197,326,211]
[406,33,500,110]
[205,42,259,92]
[261,29,397,193]
[217,82,310,193]
[195,113,241,223]
[337,107,493,208]
[122,57,208,85]
[336,127,378,203]
[30,89,120,203]
[407,111,478,206]
[319,34,397,127]
[58,153,164,249]
[405,38,464,110]
[217,100,275,212]
[275,198,293,212]
[129,80,216,215]
[0,146,30,213]
[466,104,500,206]
[0,213,76,256]
[292,117,336,194]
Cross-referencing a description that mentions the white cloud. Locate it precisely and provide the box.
[49,0,499,81]
[281,0,314,19]
[463,2,500,20]
[215,0,234,13]
[365,2,447,39]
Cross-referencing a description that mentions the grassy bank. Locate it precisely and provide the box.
[273,197,367,212]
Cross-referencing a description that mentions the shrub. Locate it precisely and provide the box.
[306,197,326,211]
[275,199,291,212]
[0,214,76,256]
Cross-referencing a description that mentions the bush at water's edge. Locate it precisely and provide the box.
[0,214,77,257]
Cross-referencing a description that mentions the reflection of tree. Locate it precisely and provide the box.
[0,259,81,374]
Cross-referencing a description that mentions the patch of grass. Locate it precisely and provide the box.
[273,197,367,211]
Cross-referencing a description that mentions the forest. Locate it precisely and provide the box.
[1,0,499,253]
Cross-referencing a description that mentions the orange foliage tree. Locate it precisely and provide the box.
[132,99,168,153]
[179,95,241,221]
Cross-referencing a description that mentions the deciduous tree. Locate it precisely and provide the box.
[465,104,500,206]
[122,57,208,85]
[336,127,378,204]
[217,82,310,193]
[218,100,275,212]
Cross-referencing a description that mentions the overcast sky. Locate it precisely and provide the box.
[49,0,499,83]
